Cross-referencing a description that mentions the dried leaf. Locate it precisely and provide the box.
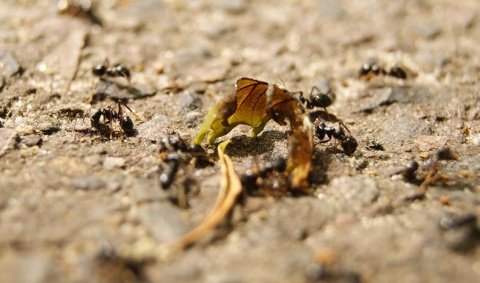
[193,77,313,190]
[192,94,237,145]
[169,141,242,250]
[287,115,314,189]
[227,78,272,136]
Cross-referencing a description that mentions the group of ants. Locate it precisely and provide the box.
[88,60,454,198]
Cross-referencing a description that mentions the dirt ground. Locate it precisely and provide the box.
[1,0,480,282]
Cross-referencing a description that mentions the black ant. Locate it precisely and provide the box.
[388,67,407,79]
[91,101,137,138]
[241,157,288,196]
[299,86,336,111]
[92,60,131,85]
[157,134,213,191]
[419,147,459,189]
[393,160,420,182]
[158,134,190,153]
[359,62,385,77]
[159,153,181,190]
[157,137,211,209]
[359,62,407,79]
[392,147,459,189]
[315,122,358,156]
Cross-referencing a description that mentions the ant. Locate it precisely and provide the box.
[159,153,181,190]
[315,122,358,156]
[359,62,407,79]
[158,133,213,190]
[91,101,138,138]
[158,134,190,153]
[419,147,459,189]
[394,160,420,182]
[92,59,131,85]
[299,86,336,111]
[240,157,288,196]
[392,147,459,189]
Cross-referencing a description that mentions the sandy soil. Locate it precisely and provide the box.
[0,0,479,282]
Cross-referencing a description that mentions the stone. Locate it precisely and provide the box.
[185,111,202,128]
[331,175,379,212]
[216,0,247,14]
[137,202,189,242]
[70,176,106,190]
[136,115,171,142]
[103,157,125,170]
[128,177,168,203]
[22,134,42,147]
[0,128,18,157]
[177,92,202,114]
[0,50,21,77]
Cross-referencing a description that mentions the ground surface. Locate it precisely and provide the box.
[1,0,480,282]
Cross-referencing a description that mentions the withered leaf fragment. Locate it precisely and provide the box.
[192,94,237,145]
[193,77,313,190]
[169,141,242,250]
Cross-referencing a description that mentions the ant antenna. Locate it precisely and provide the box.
[118,100,142,122]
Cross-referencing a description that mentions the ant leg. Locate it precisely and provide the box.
[338,121,352,135]
[104,107,114,139]
[310,86,330,119]
[116,100,138,138]
[117,101,126,137]
[118,100,142,121]
[323,107,332,121]
[292,90,303,96]
[309,86,321,97]
[72,112,80,142]
[117,101,124,117]
[295,90,312,109]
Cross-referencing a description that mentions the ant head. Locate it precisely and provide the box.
[311,92,334,108]
[359,63,373,76]
[341,136,358,156]
[315,123,327,140]
[389,67,407,79]
[92,64,107,76]
[265,157,287,174]
[406,160,419,172]
[359,58,384,77]
[120,116,136,136]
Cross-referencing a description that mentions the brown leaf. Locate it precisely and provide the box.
[193,77,313,190]
[169,141,242,250]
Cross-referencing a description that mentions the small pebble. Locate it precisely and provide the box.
[305,263,325,281]
[439,213,478,252]
[137,203,189,242]
[412,25,441,40]
[22,134,42,147]
[152,114,170,124]
[217,0,247,14]
[0,50,21,77]
[37,122,60,135]
[83,154,102,166]
[177,92,202,114]
[331,176,379,211]
[103,156,125,170]
[70,176,105,190]
[0,128,19,157]
[176,46,212,63]
[471,134,480,146]
[185,111,201,128]
[128,177,168,203]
